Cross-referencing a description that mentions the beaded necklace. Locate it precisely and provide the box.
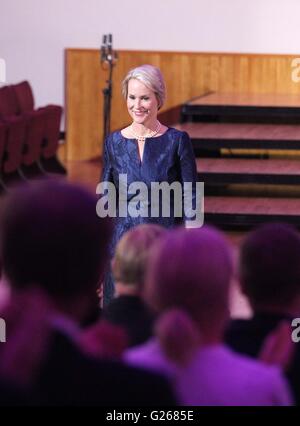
[130,121,161,143]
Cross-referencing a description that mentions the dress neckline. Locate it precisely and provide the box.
[119,127,171,140]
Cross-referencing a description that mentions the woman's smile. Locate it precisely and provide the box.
[127,79,158,126]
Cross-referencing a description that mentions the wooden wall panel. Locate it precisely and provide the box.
[66,50,300,161]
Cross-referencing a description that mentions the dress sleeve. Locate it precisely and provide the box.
[97,134,117,220]
[177,131,202,227]
[101,135,114,184]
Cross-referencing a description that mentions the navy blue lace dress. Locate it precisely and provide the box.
[101,127,198,303]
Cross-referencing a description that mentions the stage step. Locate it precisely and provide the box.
[182,93,300,123]
[174,122,300,151]
[204,196,300,230]
[177,92,300,229]
[197,158,300,185]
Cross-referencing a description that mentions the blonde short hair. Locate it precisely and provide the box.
[121,64,166,110]
[112,224,166,287]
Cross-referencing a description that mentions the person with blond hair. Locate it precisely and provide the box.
[100,64,198,303]
[125,226,292,406]
[103,224,166,346]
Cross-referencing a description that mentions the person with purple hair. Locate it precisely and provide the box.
[125,226,292,406]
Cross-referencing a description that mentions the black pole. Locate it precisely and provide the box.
[101,34,117,156]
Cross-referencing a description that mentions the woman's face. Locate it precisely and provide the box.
[127,78,159,126]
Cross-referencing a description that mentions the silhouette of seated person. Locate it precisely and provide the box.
[0,288,52,405]
[0,180,176,406]
[225,222,300,405]
[125,226,292,406]
[102,224,166,347]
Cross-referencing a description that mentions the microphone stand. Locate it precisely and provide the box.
[101,34,118,155]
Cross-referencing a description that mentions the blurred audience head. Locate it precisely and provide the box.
[0,179,112,322]
[112,224,166,297]
[240,222,300,312]
[144,226,233,362]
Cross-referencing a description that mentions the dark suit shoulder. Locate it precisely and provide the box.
[37,331,175,406]
[103,296,154,347]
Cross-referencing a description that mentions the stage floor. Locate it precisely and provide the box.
[188,92,300,108]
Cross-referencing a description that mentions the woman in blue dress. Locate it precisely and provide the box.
[100,64,199,304]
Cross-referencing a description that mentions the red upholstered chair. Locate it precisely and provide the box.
[38,104,65,173]
[22,110,46,167]
[0,86,19,117]
[0,81,65,185]
[0,122,7,169]
[12,81,65,174]
[12,81,34,113]
[0,87,27,187]
[2,116,26,174]
[0,115,28,190]
[40,105,62,158]
[0,122,7,190]
[0,83,44,178]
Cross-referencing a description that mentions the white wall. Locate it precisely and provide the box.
[1,0,300,110]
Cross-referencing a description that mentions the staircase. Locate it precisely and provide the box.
[174,93,300,230]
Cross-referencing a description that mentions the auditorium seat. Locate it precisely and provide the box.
[0,86,19,117]
[0,83,44,178]
[12,81,66,174]
[0,123,6,170]
[0,87,27,187]
[12,81,34,113]
[22,110,46,168]
[2,116,26,174]
[0,81,66,185]
[0,122,7,190]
